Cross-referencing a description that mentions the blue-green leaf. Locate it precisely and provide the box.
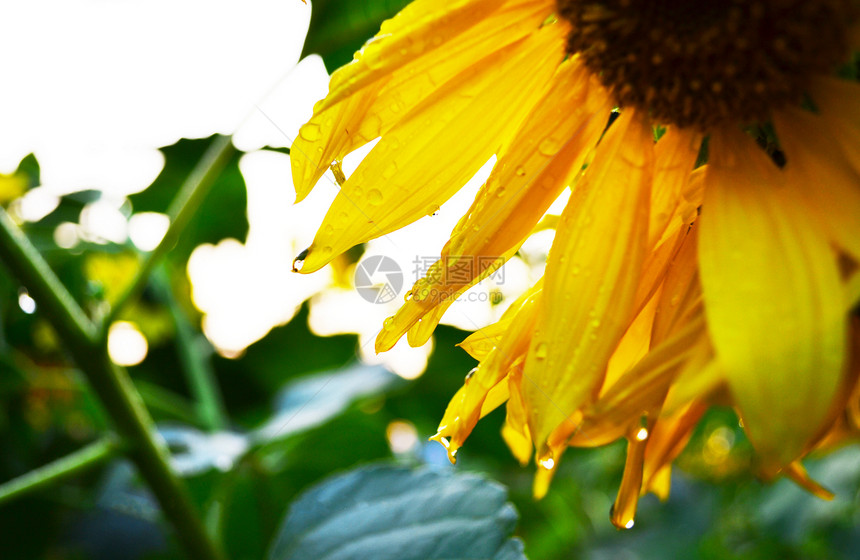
[268,464,527,560]
[252,363,403,444]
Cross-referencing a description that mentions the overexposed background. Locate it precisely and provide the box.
[0,0,545,378]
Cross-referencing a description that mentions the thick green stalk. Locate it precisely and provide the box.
[0,436,117,505]
[0,209,225,560]
[153,265,228,431]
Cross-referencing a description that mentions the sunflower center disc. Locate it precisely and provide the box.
[557,0,857,129]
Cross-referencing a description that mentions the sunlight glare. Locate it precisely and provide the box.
[108,321,149,366]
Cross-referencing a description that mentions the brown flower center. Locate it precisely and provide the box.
[557,0,857,129]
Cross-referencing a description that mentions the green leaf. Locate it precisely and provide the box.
[268,464,527,560]
[14,154,41,190]
[302,0,411,71]
[252,363,403,444]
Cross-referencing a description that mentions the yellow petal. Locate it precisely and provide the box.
[446,60,610,258]
[699,127,847,471]
[502,420,533,466]
[457,280,543,359]
[406,303,449,348]
[317,0,505,113]
[810,76,860,174]
[847,270,860,310]
[440,289,542,451]
[784,461,835,501]
[773,108,860,261]
[846,325,860,431]
[579,313,707,439]
[651,223,701,345]
[610,429,648,530]
[804,317,860,448]
[532,446,563,499]
[603,290,660,394]
[298,23,566,273]
[429,370,510,464]
[649,128,701,247]
[641,403,706,498]
[504,361,533,465]
[481,377,511,417]
[630,223,689,321]
[376,57,612,350]
[458,322,508,361]
[565,421,627,448]
[646,465,672,502]
[678,165,706,227]
[661,353,721,415]
[292,0,553,200]
[523,110,654,457]
[292,82,388,202]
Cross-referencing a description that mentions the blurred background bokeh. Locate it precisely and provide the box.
[1,1,859,559]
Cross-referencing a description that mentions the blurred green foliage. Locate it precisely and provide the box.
[302,0,411,71]
[1,3,860,560]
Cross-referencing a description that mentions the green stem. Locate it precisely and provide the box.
[0,436,117,504]
[0,214,98,348]
[0,209,225,560]
[152,265,228,431]
[104,135,236,330]
[136,379,201,425]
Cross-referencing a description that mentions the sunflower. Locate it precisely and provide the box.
[292,0,860,527]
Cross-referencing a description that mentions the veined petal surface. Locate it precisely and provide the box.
[318,0,504,113]
[299,23,566,273]
[522,110,654,457]
[774,108,860,261]
[376,58,612,350]
[699,127,847,471]
[292,0,554,200]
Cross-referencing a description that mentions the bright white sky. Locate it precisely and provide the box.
[0,0,548,378]
[0,0,311,193]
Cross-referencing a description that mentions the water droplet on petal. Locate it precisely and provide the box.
[609,504,636,530]
[515,166,527,177]
[535,342,548,360]
[368,189,383,205]
[541,174,556,189]
[292,247,310,272]
[539,136,562,156]
[300,123,320,142]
